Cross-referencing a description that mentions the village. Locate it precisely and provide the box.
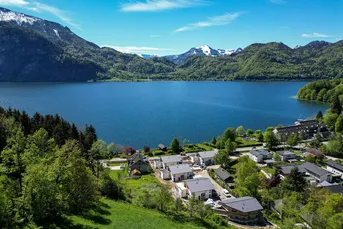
[101,118,343,228]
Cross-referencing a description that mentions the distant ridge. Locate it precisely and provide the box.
[0,7,343,82]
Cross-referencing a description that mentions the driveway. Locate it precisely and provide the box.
[195,168,234,201]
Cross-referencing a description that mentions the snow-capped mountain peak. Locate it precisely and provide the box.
[195,45,213,56]
[0,7,40,25]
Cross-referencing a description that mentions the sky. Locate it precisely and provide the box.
[0,0,342,55]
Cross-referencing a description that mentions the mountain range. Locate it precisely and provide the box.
[0,7,343,82]
[163,46,243,64]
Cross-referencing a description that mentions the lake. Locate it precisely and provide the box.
[0,81,327,148]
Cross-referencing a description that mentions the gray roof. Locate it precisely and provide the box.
[214,168,232,181]
[161,155,181,164]
[278,151,295,156]
[327,160,343,172]
[220,197,263,213]
[185,178,215,193]
[300,162,330,177]
[317,181,335,187]
[198,151,217,159]
[324,184,343,194]
[250,149,270,157]
[169,164,193,174]
[280,165,306,175]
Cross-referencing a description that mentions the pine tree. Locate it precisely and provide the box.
[211,136,217,145]
[331,95,342,114]
[170,138,180,153]
[316,111,323,121]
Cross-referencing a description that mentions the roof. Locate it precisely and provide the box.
[198,150,217,159]
[130,169,141,175]
[300,162,330,177]
[220,197,263,213]
[278,151,295,156]
[327,160,343,172]
[213,168,232,181]
[324,184,343,195]
[128,152,147,163]
[185,178,215,193]
[161,155,181,164]
[317,181,335,187]
[280,165,306,175]
[158,144,167,149]
[169,164,193,174]
[303,148,323,158]
[250,149,270,157]
[295,120,318,126]
[128,153,149,167]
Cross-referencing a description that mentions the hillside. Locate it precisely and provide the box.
[0,7,174,82]
[1,7,343,82]
[66,198,224,229]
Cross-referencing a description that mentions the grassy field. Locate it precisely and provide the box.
[67,199,212,229]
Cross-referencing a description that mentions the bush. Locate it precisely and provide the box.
[143,146,150,153]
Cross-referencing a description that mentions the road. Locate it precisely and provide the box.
[195,165,235,201]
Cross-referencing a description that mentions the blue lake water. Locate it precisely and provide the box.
[0,81,328,148]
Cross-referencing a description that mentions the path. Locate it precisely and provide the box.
[196,165,234,200]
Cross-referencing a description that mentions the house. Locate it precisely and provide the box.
[279,165,306,179]
[184,177,216,200]
[249,149,272,163]
[273,119,321,141]
[186,153,200,165]
[160,155,182,169]
[127,152,150,173]
[317,181,343,195]
[160,169,171,180]
[169,164,193,182]
[216,197,263,224]
[299,162,332,182]
[213,167,234,184]
[176,182,187,198]
[198,150,218,166]
[158,144,167,151]
[277,151,296,162]
[302,148,324,159]
[130,169,142,178]
[326,160,343,178]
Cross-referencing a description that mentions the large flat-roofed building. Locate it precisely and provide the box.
[273,119,322,140]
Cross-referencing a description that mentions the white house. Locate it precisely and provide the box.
[160,155,182,169]
[185,177,216,200]
[326,160,343,178]
[186,153,200,165]
[198,150,218,166]
[176,182,187,198]
[277,151,296,162]
[249,149,272,163]
[169,164,193,182]
[160,169,171,180]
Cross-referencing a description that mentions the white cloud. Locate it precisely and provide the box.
[270,0,286,4]
[301,33,332,38]
[0,0,29,6]
[0,0,81,29]
[103,45,172,53]
[174,12,242,33]
[121,0,205,12]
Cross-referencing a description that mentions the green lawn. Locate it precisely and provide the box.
[67,199,212,229]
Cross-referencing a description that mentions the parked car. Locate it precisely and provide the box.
[222,189,230,197]
[120,164,126,169]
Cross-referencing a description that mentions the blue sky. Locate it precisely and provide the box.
[0,0,342,55]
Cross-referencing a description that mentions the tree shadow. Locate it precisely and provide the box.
[166,212,219,229]
[54,217,94,229]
